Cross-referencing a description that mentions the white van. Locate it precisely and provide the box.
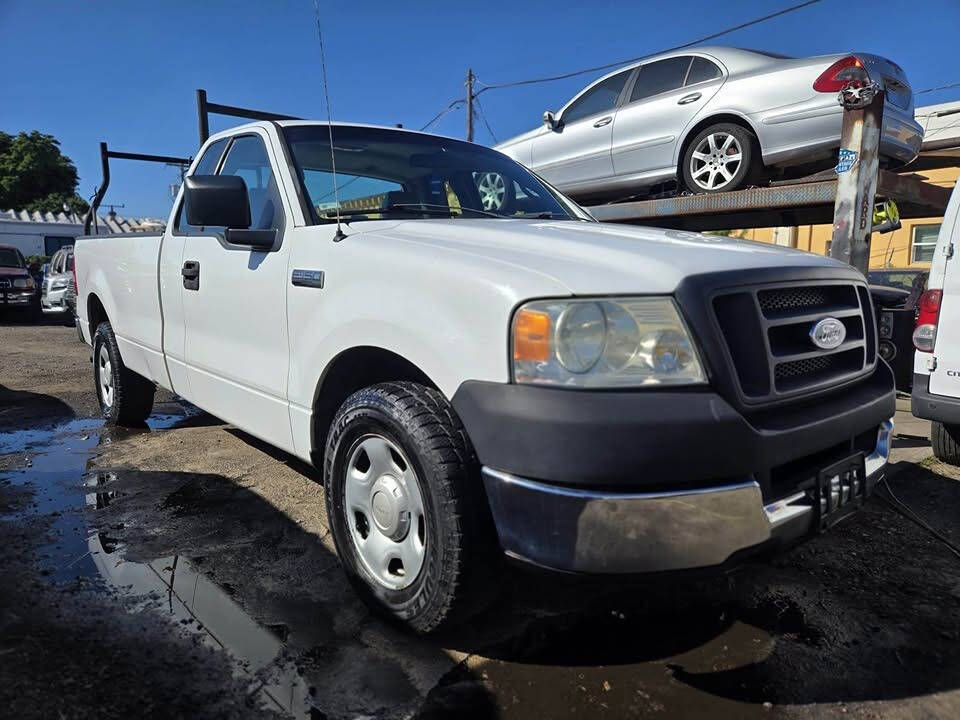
[912,179,960,464]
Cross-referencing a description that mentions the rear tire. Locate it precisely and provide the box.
[93,321,155,426]
[324,381,498,633]
[681,123,760,194]
[932,421,960,466]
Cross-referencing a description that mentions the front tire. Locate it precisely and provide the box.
[324,381,497,633]
[681,123,759,193]
[93,321,155,426]
[932,421,960,466]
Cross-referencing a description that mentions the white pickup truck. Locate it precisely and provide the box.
[76,121,895,632]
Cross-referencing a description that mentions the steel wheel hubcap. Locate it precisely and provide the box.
[98,345,114,408]
[690,133,742,191]
[344,434,426,590]
[477,172,506,211]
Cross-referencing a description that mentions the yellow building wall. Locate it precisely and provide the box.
[732,166,958,269]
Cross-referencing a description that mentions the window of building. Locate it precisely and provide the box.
[824,239,832,257]
[911,224,941,263]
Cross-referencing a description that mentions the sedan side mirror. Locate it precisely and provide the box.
[543,110,557,130]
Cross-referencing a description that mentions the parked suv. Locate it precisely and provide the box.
[911,181,960,464]
[496,47,922,202]
[40,245,74,318]
[0,244,36,312]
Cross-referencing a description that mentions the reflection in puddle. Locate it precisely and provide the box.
[0,408,316,719]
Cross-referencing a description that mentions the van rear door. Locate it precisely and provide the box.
[929,181,960,397]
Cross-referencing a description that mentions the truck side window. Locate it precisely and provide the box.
[218,135,285,232]
[176,137,229,234]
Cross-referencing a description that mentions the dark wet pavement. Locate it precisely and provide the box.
[4,399,960,719]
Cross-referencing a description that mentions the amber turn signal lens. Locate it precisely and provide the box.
[513,309,551,363]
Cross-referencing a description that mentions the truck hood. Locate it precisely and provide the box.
[365,219,850,295]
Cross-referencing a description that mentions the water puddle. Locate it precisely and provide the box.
[0,407,316,719]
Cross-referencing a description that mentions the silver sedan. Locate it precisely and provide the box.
[495,47,923,200]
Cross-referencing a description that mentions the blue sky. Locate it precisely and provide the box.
[3,0,959,219]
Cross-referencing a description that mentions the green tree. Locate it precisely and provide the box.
[0,131,89,214]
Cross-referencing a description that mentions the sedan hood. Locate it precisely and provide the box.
[367,219,850,295]
[0,267,28,277]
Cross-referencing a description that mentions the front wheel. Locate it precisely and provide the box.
[324,381,497,633]
[681,123,759,194]
[93,321,155,426]
[932,421,960,466]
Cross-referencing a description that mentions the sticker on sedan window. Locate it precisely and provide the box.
[835,148,858,174]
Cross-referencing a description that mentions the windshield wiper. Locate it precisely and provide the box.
[323,204,498,220]
[513,211,572,220]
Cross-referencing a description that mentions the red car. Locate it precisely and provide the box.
[0,244,37,311]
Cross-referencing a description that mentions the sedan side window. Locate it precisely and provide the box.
[218,135,285,232]
[561,70,631,125]
[628,56,692,103]
[686,56,722,85]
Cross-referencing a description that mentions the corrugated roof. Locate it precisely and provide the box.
[0,209,165,233]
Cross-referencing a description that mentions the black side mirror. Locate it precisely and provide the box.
[184,175,251,229]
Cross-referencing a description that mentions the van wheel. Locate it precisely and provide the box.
[93,321,155,426]
[324,381,498,633]
[681,123,759,193]
[932,421,960,466]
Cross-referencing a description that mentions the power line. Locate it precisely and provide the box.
[473,0,821,95]
[473,95,498,143]
[420,98,465,131]
[917,81,960,95]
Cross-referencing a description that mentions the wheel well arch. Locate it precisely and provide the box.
[87,293,108,341]
[676,113,762,173]
[310,346,438,466]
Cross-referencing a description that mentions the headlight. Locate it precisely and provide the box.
[512,297,706,388]
[51,279,69,290]
[13,277,34,289]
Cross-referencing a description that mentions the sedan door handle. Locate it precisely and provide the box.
[593,116,613,128]
[678,92,702,105]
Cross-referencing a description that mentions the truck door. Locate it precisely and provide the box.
[179,129,295,452]
[928,199,960,398]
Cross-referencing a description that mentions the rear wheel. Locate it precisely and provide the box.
[324,381,498,633]
[932,421,960,466]
[93,321,155,426]
[681,123,759,193]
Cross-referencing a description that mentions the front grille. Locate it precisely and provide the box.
[0,279,10,289]
[713,280,875,404]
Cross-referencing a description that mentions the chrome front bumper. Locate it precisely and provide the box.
[482,419,893,574]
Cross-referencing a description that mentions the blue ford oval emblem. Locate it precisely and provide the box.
[810,317,846,349]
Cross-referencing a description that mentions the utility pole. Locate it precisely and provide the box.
[465,68,474,142]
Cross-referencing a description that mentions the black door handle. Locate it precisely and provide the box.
[182,260,200,290]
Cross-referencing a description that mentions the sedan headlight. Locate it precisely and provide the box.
[512,297,706,388]
[13,277,34,289]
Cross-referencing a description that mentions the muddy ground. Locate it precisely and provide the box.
[3,318,960,719]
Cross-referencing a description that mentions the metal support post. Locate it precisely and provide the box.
[830,82,884,274]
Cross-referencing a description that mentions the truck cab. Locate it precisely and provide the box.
[75,120,896,633]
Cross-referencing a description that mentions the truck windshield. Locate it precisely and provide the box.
[283,125,588,223]
[0,248,24,268]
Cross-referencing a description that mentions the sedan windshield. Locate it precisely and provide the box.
[283,125,588,223]
[0,248,24,268]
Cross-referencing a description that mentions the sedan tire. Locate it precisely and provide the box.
[681,123,759,194]
[324,381,498,633]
